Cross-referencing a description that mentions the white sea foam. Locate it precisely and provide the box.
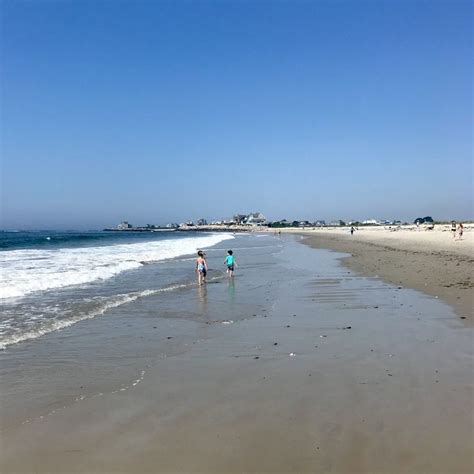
[0,284,190,349]
[0,233,234,299]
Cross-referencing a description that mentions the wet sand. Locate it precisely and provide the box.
[1,236,473,473]
[296,227,473,323]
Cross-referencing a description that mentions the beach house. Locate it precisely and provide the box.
[117,221,133,230]
[245,212,267,226]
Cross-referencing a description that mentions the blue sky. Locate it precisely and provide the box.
[2,0,472,229]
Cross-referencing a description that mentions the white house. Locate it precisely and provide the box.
[117,221,132,230]
[245,212,267,225]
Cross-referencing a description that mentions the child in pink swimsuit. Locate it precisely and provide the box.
[195,251,208,285]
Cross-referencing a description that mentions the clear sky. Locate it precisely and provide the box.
[1,0,472,229]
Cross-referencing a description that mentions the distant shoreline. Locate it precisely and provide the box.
[103,226,253,233]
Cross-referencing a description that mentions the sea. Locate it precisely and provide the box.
[0,230,237,349]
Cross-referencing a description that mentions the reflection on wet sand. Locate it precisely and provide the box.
[196,284,208,316]
[227,277,235,304]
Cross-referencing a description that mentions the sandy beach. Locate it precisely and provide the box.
[276,225,473,323]
[1,234,472,473]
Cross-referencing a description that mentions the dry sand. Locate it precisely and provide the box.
[276,225,473,323]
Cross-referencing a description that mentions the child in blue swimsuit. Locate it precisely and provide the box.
[224,250,236,277]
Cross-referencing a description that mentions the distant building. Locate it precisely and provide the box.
[233,214,247,224]
[197,218,207,226]
[245,212,267,225]
[117,221,132,230]
[362,219,380,225]
[314,220,326,227]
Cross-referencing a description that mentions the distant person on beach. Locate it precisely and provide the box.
[225,250,236,277]
[195,250,208,285]
[451,221,457,238]
[350,226,355,235]
[457,223,464,240]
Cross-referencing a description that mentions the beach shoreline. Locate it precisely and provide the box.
[1,234,473,473]
[273,226,473,323]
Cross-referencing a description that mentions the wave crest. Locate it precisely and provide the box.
[0,234,234,299]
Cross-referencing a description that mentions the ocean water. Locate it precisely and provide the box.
[0,230,235,349]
